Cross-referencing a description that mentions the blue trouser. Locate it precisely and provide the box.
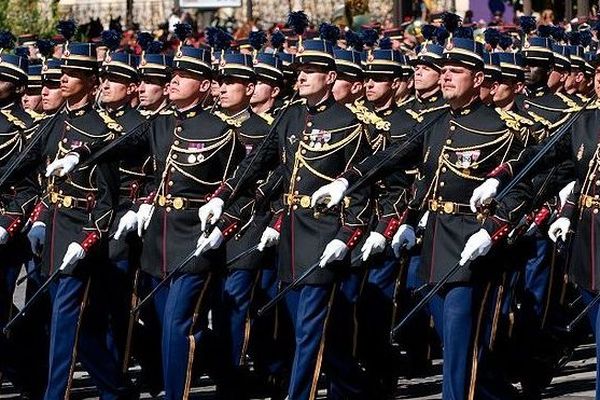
[360,257,400,387]
[103,259,133,368]
[284,284,334,400]
[581,289,600,400]
[44,275,129,400]
[523,236,550,318]
[161,273,212,400]
[427,284,476,400]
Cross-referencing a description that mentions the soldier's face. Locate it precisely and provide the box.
[493,79,523,109]
[594,67,600,96]
[332,78,363,104]
[364,75,396,105]
[41,84,64,112]
[479,79,498,105]
[218,76,254,111]
[251,80,280,107]
[60,70,95,99]
[138,79,168,108]
[169,70,210,104]
[211,80,220,98]
[100,76,136,106]
[413,64,440,92]
[22,91,42,112]
[296,65,336,100]
[524,64,547,87]
[564,70,584,94]
[440,64,481,101]
[547,68,568,92]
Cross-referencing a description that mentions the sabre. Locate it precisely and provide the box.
[565,290,600,332]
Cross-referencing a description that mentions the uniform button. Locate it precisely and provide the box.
[292,205,298,210]
[596,195,599,199]
[58,190,63,194]
[176,127,182,133]
[304,136,309,141]
[174,140,180,145]
[172,154,178,159]
[450,126,456,131]
[166,194,172,199]
[443,154,449,159]
[301,150,306,155]
[440,182,445,187]
[62,138,67,143]
[307,121,313,127]
[170,167,175,173]
[293,190,299,195]
[168,181,174,186]
[524,104,529,109]
[438,196,443,201]
[596,181,600,186]
[65,126,70,131]
[441,167,447,173]
[166,207,171,212]
[296,176,301,181]
[594,208,599,214]
[445,139,452,145]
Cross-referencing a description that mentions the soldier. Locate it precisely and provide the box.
[468,51,600,400]
[250,52,284,118]
[197,28,373,399]
[137,39,172,115]
[480,51,501,105]
[23,62,44,116]
[311,20,526,399]
[10,38,134,399]
[331,32,364,106]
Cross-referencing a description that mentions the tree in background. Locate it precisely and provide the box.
[0,0,59,37]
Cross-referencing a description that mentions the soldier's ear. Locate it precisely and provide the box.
[350,80,363,95]
[198,78,212,93]
[245,82,255,97]
[163,83,170,96]
[271,85,281,99]
[472,70,485,88]
[514,81,525,94]
[391,77,401,90]
[127,82,138,96]
[326,70,337,85]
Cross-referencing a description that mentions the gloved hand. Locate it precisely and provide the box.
[60,242,85,270]
[310,178,349,209]
[198,198,225,232]
[418,211,430,230]
[548,217,570,243]
[27,221,46,256]
[319,239,348,268]
[459,229,493,266]
[392,224,416,257]
[361,231,386,261]
[136,203,154,237]
[194,227,224,256]
[45,153,80,177]
[114,210,137,240]
[258,227,279,251]
[469,178,500,212]
[558,181,576,208]
[0,226,8,245]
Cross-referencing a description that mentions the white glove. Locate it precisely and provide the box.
[194,227,224,256]
[198,198,225,232]
[60,242,85,270]
[392,224,416,257]
[0,227,8,245]
[548,217,570,243]
[460,229,493,266]
[45,153,80,177]
[558,181,576,208]
[114,210,138,240]
[310,178,349,209]
[136,203,154,237]
[361,231,387,261]
[319,239,349,267]
[469,178,500,212]
[27,221,46,255]
[418,211,429,230]
[258,227,279,251]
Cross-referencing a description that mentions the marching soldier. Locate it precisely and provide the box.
[311,19,526,399]
[198,27,373,399]
[137,39,172,115]
[23,62,44,116]
[250,52,284,118]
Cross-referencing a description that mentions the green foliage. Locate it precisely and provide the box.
[0,0,58,38]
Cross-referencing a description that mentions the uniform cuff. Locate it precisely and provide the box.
[336,226,364,249]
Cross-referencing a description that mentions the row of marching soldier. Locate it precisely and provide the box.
[1,9,600,400]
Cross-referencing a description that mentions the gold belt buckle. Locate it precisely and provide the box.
[50,192,58,204]
[300,196,310,208]
[62,196,73,208]
[157,195,166,207]
[430,199,438,212]
[172,197,185,210]
[343,197,350,208]
[443,202,455,214]
[585,196,594,208]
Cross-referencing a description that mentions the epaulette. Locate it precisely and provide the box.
[586,99,600,110]
[25,109,45,122]
[159,109,174,115]
[139,109,154,118]
[556,92,581,110]
[346,101,391,131]
[97,110,124,133]
[526,111,553,128]
[404,109,423,123]
[0,109,27,130]
[496,108,534,130]
[258,112,274,125]
[214,110,242,127]
[576,93,590,103]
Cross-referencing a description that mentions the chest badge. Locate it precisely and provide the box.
[288,134,298,145]
[308,129,331,149]
[245,144,253,155]
[455,150,481,169]
[577,144,585,161]
[186,143,205,163]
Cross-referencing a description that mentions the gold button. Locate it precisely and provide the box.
[168,181,174,186]
[446,139,452,145]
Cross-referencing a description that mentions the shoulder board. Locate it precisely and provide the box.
[495,108,533,130]
[258,112,275,125]
[405,109,423,123]
[214,110,242,127]
[346,102,391,131]
[0,109,27,129]
[397,95,415,108]
[556,92,582,110]
[97,110,124,133]
[576,93,589,103]
[25,109,44,122]
[159,109,174,115]
[586,99,600,110]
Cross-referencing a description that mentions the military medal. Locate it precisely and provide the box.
[577,144,584,161]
